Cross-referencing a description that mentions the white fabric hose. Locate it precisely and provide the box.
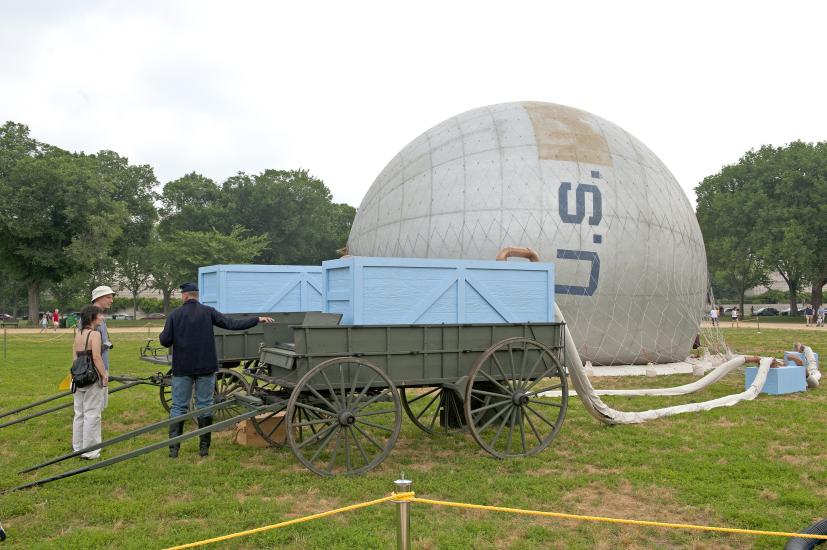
[555,304,771,425]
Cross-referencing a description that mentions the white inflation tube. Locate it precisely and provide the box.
[556,304,771,425]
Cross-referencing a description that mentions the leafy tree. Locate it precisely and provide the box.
[167,226,269,283]
[697,142,827,314]
[158,172,224,236]
[117,246,153,319]
[696,158,770,313]
[0,125,126,321]
[222,169,355,264]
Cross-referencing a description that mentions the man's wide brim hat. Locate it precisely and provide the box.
[91,285,117,302]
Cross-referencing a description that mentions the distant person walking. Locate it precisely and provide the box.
[817,305,826,328]
[52,309,59,332]
[709,307,719,327]
[730,307,739,328]
[159,282,274,458]
[804,304,814,327]
[39,313,48,333]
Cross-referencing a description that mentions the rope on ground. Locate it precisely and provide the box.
[404,495,827,541]
[162,492,415,550]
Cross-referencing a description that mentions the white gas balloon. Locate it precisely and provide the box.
[348,102,707,365]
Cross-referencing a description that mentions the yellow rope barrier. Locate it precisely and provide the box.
[165,489,827,548]
[162,492,415,550]
[405,495,827,541]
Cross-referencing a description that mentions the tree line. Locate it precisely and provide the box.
[0,122,356,321]
[696,140,827,314]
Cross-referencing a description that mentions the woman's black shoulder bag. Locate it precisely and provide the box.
[71,330,99,392]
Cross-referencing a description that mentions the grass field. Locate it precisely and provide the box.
[0,329,825,549]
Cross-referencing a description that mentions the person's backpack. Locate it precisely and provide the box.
[70,331,99,392]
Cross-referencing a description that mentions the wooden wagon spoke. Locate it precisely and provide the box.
[491,353,514,391]
[352,423,386,452]
[294,401,338,419]
[505,405,518,455]
[470,388,511,400]
[357,388,393,409]
[353,408,397,419]
[326,429,344,473]
[527,398,563,408]
[518,352,547,391]
[291,416,337,428]
[405,387,440,404]
[471,397,511,416]
[350,426,370,464]
[349,373,380,408]
[525,383,563,397]
[307,425,340,463]
[477,369,512,395]
[523,363,561,393]
[475,400,512,432]
[413,390,443,421]
[518,408,527,454]
[319,370,344,409]
[303,385,339,416]
[345,428,353,471]
[524,404,558,429]
[523,406,545,445]
[355,418,394,432]
[489,407,514,449]
[294,423,338,451]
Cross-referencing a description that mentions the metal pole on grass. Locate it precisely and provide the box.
[393,476,412,550]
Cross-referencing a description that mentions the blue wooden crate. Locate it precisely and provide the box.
[745,365,806,395]
[322,257,555,325]
[198,265,323,313]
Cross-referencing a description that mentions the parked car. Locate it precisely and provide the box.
[110,313,134,320]
[141,313,166,320]
[0,313,15,321]
[780,306,804,316]
[754,307,780,317]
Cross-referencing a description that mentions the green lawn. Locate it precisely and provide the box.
[0,329,825,549]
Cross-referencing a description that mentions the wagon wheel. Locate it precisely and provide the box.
[212,368,252,426]
[159,369,174,412]
[286,357,402,477]
[400,387,465,435]
[464,337,567,459]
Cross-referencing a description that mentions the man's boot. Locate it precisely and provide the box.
[168,421,184,458]
[197,416,213,457]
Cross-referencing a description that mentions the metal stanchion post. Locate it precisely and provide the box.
[393,477,412,550]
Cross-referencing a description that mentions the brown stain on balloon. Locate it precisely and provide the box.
[522,102,612,167]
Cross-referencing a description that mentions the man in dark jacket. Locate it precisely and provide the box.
[159,282,273,458]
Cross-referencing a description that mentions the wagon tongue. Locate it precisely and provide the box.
[6,397,284,494]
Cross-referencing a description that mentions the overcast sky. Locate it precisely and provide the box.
[2,1,825,208]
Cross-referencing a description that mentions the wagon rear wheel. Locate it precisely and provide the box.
[286,358,402,477]
[464,337,567,459]
[400,386,465,435]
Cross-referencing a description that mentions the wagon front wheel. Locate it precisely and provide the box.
[464,337,567,459]
[286,358,402,477]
